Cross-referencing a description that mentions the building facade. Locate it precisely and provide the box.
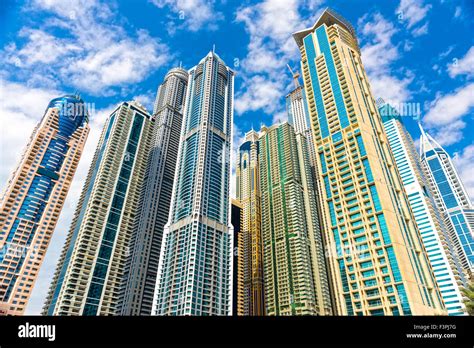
[43,101,153,316]
[259,122,331,315]
[230,199,242,316]
[380,102,467,315]
[0,95,89,315]
[236,130,265,315]
[286,83,319,179]
[420,126,474,276]
[152,51,234,316]
[119,68,188,316]
[293,8,445,315]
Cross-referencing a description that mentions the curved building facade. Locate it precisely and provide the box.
[0,95,89,315]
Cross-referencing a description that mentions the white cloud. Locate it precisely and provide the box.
[423,83,474,146]
[424,83,474,126]
[272,111,288,125]
[0,80,61,186]
[133,91,155,114]
[234,0,323,117]
[396,0,432,36]
[234,75,283,115]
[368,74,412,106]
[448,46,474,78]
[2,0,170,95]
[358,13,412,105]
[62,30,169,95]
[453,144,474,202]
[411,22,428,37]
[151,0,223,32]
[359,13,398,72]
[454,6,462,19]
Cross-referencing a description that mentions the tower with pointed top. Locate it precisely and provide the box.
[380,101,467,315]
[0,95,89,316]
[152,51,234,316]
[293,8,445,315]
[236,130,265,315]
[419,125,474,275]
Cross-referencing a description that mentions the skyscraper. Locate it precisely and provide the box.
[293,8,445,315]
[120,67,188,316]
[380,101,467,315]
[419,126,474,275]
[0,95,89,316]
[236,130,264,316]
[152,51,234,316]
[286,67,317,171]
[43,101,153,316]
[259,122,331,315]
[230,199,242,316]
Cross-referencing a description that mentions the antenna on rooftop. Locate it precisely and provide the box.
[287,64,300,88]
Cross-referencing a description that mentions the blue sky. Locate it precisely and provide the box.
[0,0,473,314]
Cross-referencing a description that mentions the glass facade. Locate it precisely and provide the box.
[420,128,474,273]
[43,102,153,316]
[153,52,234,316]
[293,8,445,315]
[0,95,89,315]
[119,68,188,316]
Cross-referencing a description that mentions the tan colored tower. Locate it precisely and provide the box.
[236,130,265,315]
[0,95,89,315]
[293,9,445,315]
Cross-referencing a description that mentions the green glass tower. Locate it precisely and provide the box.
[259,122,331,315]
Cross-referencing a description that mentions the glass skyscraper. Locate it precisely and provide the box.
[380,101,467,315]
[120,67,188,316]
[152,51,234,316]
[43,101,153,315]
[0,95,89,315]
[236,130,265,315]
[259,122,332,316]
[419,126,474,275]
[293,8,445,315]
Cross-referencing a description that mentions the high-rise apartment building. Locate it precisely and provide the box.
[43,101,153,315]
[419,126,474,275]
[0,95,89,315]
[235,130,264,315]
[120,68,188,316]
[293,8,445,315]
[259,122,331,315]
[286,69,317,172]
[230,199,242,316]
[380,102,467,315]
[152,51,234,316]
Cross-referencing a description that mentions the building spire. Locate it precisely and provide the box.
[418,122,444,157]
